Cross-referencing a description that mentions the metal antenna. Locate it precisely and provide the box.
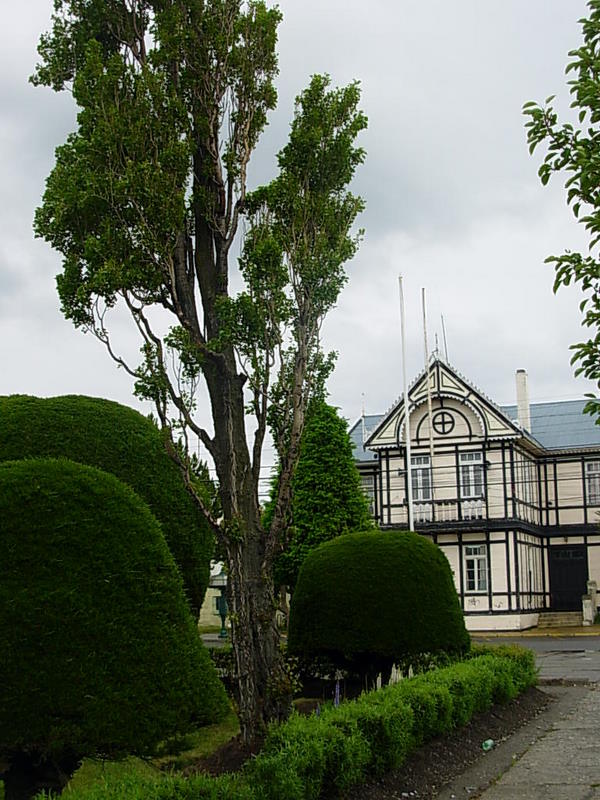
[441,314,449,361]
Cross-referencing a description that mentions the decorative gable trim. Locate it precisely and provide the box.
[365,356,525,451]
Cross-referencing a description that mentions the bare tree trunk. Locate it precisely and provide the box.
[204,356,291,743]
[227,535,290,741]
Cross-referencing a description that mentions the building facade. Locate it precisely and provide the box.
[350,357,600,631]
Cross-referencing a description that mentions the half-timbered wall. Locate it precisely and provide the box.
[354,359,600,629]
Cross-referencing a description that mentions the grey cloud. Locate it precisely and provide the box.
[0,0,595,427]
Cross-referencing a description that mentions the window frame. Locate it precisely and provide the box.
[586,461,600,507]
[464,544,488,593]
[459,451,484,500]
[411,454,432,502]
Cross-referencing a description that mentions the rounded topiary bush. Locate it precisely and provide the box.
[0,394,212,614]
[0,458,228,794]
[288,531,470,678]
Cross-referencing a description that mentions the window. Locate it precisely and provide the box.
[460,452,483,499]
[360,473,375,515]
[465,545,488,592]
[432,411,455,435]
[411,455,431,501]
[586,461,600,506]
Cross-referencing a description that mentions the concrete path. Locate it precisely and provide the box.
[474,686,600,799]
[440,631,600,799]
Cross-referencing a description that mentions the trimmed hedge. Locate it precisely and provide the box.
[0,458,227,778]
[288,531,470,674]
[0,394,212,614]
[52,647,537,800]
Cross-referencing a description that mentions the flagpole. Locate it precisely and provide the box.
[398,275,414,531]
[422,288,435,516]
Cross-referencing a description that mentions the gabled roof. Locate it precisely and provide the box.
[365,356,525,449]
[352,360,600,457]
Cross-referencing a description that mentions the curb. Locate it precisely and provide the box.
[472,627,600,638]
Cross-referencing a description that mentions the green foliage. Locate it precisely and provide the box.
[288,531,470,675]
[524,0,600,418]
[266,400,374,588]
[243,75,367,453]
[253,708,371,799]
[248,648,534,799]
[469,643,538,692]
[0,458,227,778]
[326,698,413,777]
[51,650,536,800]
[375,678,453,745]
[36,772,256,800]
[0,394,212,614]
[31,0,367,740]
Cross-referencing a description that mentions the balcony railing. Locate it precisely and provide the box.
[412,498,484,524]
[384,497,541,527]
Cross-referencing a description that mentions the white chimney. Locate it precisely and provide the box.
[516,369,531,432]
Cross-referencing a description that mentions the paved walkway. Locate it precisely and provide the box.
[476,686,600,799]
[440,629,600,799]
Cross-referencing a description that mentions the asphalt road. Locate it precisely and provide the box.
[474,634,600,683]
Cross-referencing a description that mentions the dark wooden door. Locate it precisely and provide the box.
[549,545,588,611]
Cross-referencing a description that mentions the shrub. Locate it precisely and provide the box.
[469,643,538,691]
[265,400,374,589]
[35,772,257,800]
[43,649,536,800]
[0,458,228,796]
[288,531,470,679]
[366,677,453,746]
[325,697,413,777]
[0,394,213,614]
[255,709,371,798]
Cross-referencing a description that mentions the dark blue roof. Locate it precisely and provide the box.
[350,400,600,457]
[501,400,600,450]
[348,414,384,462]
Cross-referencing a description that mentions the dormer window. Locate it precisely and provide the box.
[460,452,484,499]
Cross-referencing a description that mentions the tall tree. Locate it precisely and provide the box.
[32,1,366,743]
[524,0,600,418]
[267,400,374,590]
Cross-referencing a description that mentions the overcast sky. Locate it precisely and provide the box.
[0,0,595,468]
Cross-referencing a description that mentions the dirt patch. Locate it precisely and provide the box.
[182,735,264,777]
[184,686,551,797]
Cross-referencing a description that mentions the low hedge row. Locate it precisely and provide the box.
[42,647,537,800]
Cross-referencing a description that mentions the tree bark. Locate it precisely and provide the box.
[203,349,290,742]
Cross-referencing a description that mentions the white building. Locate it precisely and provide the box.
[351,357,600,631]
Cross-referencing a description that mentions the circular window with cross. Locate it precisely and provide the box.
[432,411,455,435]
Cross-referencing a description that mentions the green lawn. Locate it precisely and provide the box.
[62,706,240,795]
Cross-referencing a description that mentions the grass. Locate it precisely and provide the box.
[62,706,240,794]
[64,759,158,795]
[153,706,240,771]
